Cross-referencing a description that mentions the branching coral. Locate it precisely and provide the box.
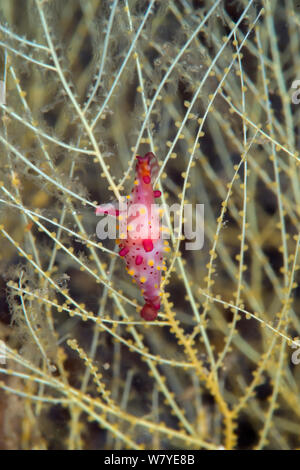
[0,0,299,450]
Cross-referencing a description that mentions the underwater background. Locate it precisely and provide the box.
[0,0,300,450]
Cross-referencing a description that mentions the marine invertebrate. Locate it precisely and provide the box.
[96,152,164,321]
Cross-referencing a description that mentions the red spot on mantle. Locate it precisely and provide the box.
[143,175,151,184]
[119,247,129,257]
[135,255,143,265]
[143,239,153,252]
